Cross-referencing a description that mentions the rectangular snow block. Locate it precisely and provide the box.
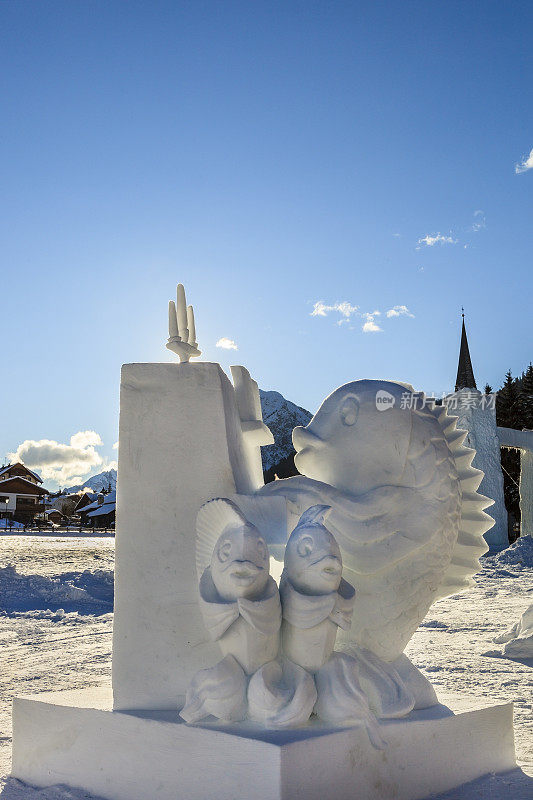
[12,688,516,800]
[113,363,251,710]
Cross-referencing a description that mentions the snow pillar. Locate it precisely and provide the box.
[497,427,533,539]
[112,362,260,711]
[446,390,508,549]
[520,449,533,537]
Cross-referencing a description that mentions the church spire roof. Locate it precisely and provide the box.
[455,309,477,391]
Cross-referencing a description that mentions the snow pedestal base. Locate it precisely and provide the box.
[12,688,516,800]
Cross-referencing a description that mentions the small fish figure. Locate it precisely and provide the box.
[280,505,355,672]
[180,500,281,724]
[197,499,281,675]
[208,518,270,602]
[280,505,384,746]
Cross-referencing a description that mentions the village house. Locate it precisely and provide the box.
[36,507,67,526]
[77,490,116,529]
[72,492,98,514]
[0,463,49,525]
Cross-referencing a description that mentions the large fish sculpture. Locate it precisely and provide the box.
[257,379,494,665]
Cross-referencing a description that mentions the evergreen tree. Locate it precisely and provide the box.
[496,369,521,532]
[484,383,492,394]
[496,369,519,429]
[514,363,533,431]
[490,361,533,539]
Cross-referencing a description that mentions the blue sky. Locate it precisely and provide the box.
[1,1,532,488]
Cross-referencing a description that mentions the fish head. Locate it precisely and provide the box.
[284,505,342,595]
[293,380,413,495]
[210,522,270,601]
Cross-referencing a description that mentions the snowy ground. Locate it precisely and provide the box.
[0,535,531,799]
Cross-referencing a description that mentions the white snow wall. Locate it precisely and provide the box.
[521,450,533,537]
[497,426,533,538]
[113,362,261,711]
[447,390,508,549]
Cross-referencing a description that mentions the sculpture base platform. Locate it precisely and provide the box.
[12,688,516,800]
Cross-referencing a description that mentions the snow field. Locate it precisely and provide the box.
[0,535,531,799]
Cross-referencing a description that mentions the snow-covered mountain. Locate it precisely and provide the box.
[65,469,117,495]
[259,390,312,472]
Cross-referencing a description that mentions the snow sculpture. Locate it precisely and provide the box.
[166,283,201,362]
[179,655,248,724]
[182,501,382,740]
[10,288,519,800]
[230,365,274,491]
[494,602,533,659]
[258,380,495,712]
[280,505,355,672]
[247,657,318,728]
[182,380,495,727]
[180,498,281,723]
[113,286,277,711]
[279,505,383,744]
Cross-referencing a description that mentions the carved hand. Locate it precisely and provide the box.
[166,283,202,362]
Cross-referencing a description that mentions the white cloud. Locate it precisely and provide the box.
[361,312,382,333]
[112,441,119,450]
[335,301,359,318]
[311,301,414,332]
[310,301,358,319]
[471,210,486,232]
[70,430,102,448]
[216,337,238,350]
[515,147,533,174]
[417,233,457,248]
[386,305,414,318]
[312,300,385,333]
[362,319,382,333]
[310,301,330,317]
[8,431,104,486]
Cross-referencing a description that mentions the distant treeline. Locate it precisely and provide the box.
[493,363,533,531]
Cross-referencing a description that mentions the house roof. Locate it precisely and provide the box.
[0,477,49,495]
[0,463,43,483]
[78,499,101,514]
[73,492,98,511]
[87,502,116,518]
[79,491,116,516]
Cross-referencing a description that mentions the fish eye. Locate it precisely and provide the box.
[296,534,314,557]
[340,396,359,426]
[217,539,232,563]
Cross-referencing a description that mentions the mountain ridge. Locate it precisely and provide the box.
[259,389,312,472]
[65,469,117,495]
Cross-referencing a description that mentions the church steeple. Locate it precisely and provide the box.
[455,309,477,391]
